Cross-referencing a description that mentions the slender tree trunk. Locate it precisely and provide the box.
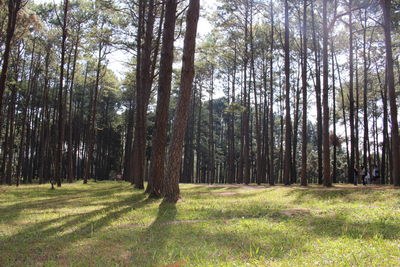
[55,0,69,188]
[84,42,104,183]
[269,0,275,185]
[362,10,369,178]
[322,0,331,187]
[227,45,237,184]
[6,80,17,186]
[208,68,215,184]
[283,0,292,185]
[311,0,323,184]
[249,2,262,185]
[132,0,156,189]
[38,47,51,185]
[380,0,400,186]
[0,0,22,124]
[67,26,80,183]
[348,0,356,185]
[242,0,250,185]
[331,39,337,183]
[196,83,203,182]
[301,0,308,186]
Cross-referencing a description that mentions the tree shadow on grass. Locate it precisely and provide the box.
[129,205,400,266]
[0,192,156,266]
[0,184,128,223]
[128,212,308,266]
[282,211,400,240]
[131,201,178,266]
[286,187,400,203]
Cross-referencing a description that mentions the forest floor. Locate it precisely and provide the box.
[1,181,400,266]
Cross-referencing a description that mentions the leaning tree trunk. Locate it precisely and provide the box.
[164,0,199,203]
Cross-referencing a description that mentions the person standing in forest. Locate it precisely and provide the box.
[354,167,358,186]
[360,165,367,185]
[372,165,380,184]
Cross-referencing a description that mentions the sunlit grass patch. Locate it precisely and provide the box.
[0,181,399,266]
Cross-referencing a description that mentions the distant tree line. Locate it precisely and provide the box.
[0,0,399,202]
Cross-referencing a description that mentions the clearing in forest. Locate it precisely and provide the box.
[0,181,400,266]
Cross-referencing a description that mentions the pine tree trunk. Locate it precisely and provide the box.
[132,0,156,189]
[0,0,22,125]
[322,0,331,187]
[164,0,199,203]
[380,0,400,186]
[269,0,275,186]
[147,0,178,197]
[301,0,308,186]
[311,0,323,184]
[283,0,292,185]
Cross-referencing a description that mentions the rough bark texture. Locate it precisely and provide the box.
[147,0,178,198]
[132,0,156,189]
[164,0,200,203]
[0,0,22,124]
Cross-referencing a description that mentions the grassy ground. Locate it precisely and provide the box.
[1,181,400,266]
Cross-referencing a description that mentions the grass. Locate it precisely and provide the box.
[1,181,400,266]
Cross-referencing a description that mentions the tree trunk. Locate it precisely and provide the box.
[55,0,69,188]
[322,0,331,187]
[147,0,178,198]
[301,0,308,186]
[0,0,22,125]
[208,68,215,184]
[283,0,292,185]
[269,0,275,185]
[380,0,400,186]
[132,0,156,189]
[311,0,323,184]
[164,0,199,203]
[84,42,104,183]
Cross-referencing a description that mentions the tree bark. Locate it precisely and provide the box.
[0,0,22,125]
[147,0,178,198]
[55,0,69,188]
[283,0,292,185]
[301,0,308,186]
[322,0,331,187]
[132,0,156,189]
[164,0,199,203]
[380,0,400,186]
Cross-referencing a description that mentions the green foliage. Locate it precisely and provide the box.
[224,102,246,114]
